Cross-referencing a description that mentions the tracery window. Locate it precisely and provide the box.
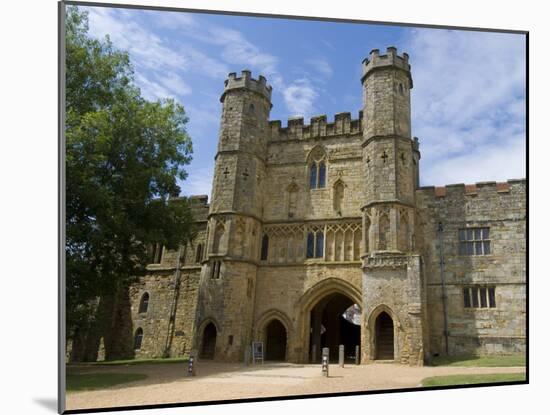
[307,146,327,189]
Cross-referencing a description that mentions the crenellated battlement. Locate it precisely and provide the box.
[220,69,272,103]
[268,111,363,141]
[418,179,526,199]
[361,46,413,87]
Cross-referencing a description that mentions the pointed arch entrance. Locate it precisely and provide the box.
[375,311,394,360]
[308,292,361,362]
[265,319,287,361]
[200,322,217,359]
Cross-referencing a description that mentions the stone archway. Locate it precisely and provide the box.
[200,322,217,359]
[308,293,361,362]
[375,311,394,360]
[265,319,287,361]
[297,278,363,364]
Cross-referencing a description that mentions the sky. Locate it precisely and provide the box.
[78,5,526,198]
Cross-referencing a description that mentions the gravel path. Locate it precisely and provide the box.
[66,362,526,411]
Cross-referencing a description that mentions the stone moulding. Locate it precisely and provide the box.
[363,255,409,269]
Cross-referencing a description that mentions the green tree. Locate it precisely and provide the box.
[65,6,194,347]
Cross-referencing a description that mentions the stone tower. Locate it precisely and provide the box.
[360,47,427,365]
[193,70,272,361]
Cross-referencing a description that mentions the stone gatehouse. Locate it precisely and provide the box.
[71,47,526,366]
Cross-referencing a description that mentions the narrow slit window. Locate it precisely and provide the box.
[306,232,315,258]
[260,234,269,261]
[463,288,471,308]
[309,164,318,189]
[318,162,326,188]
[315,232,324,258]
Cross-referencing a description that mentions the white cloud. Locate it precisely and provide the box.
[306,58,333,78]
[180,166,214,198]
[282,78,318,117]
[405,29,526,185]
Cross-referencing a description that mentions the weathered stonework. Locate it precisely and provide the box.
[73,47,526,366]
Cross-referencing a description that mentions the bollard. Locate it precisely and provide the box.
[339,345,345,367]
[244,345,250,366]
[187,351,196,376]
[355,345,360,365]
[321,347,329,377]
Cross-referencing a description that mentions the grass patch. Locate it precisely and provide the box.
[431,355,526,367]
[71,357,189,366]
[66,373,148,392]
[422,372,526,387]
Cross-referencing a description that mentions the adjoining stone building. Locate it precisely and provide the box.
[72,47,526,365]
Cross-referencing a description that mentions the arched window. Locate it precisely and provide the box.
[398,83,404,96]
[309,164,317,189]
[138,293,149,314]
[212,222,225,253]
[134,328,144,350]
[195,243,203,263]
[306,232,315,258]
[315,232,324,258]
[261,234,269,261]
[318,162,326,188]
[307,146,327,189]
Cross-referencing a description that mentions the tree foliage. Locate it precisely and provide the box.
[65,6,194,337]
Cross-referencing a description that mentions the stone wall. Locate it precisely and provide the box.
[416,180,526,356]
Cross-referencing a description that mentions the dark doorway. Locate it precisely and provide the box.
[200,323,217,359]
[375,312,394,360]
[309,293,361,362]
[265,319,287,361]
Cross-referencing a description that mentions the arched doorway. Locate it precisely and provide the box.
[309,292,361,362]
[375,312,394,360]
[200,322,217,359]
[265,319,287,361]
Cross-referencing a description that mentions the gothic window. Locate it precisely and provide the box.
[138,293,149,314]
[212,222,225,253]
[318,162,326,188]
[333,180,344,213]
[134,328,144,350]
[307,146,327,189]
[306,230,324,259]
[378,213,390,250]
[315,232,324,258]
[306,232,315,258]
[309,164,317,189]
[195,243,203,263]
[398,83,404,95]
[261,234,269,261]
[459,227,490,255]
[150,243,163,264]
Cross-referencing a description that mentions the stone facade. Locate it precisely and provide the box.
[73,47,526,366]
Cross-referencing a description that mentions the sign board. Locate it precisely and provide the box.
[252,341,264,364]
[321,347,329,377]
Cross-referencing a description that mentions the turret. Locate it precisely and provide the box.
[360,47,417,254]
[194,71,271,363]
[211,70,272,217]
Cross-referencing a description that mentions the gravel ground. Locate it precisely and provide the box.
[65,361,526,411]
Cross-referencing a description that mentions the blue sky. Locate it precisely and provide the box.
[79,5,526,198]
